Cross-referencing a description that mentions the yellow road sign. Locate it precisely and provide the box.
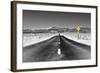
[76,24,80,39]
[76,24,80,33]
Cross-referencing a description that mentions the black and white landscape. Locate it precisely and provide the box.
[22,10,91,62]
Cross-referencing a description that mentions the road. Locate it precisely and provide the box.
[23,35,91,62]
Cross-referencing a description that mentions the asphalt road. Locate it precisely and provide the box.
[23,35,91,62]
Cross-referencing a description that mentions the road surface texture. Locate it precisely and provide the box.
[23,35,91,62]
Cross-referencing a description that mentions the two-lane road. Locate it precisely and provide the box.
[23,35,90,62]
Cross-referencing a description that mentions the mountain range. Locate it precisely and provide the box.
[23,26,91,33]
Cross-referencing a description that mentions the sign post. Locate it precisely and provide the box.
[76,24,80,39]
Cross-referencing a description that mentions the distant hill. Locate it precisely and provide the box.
[23,29,33,33]
[68,27,91,33]
[23,26,91,34]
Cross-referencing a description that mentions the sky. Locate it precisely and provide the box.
[23,10,91,30]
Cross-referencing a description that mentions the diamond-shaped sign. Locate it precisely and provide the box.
[76,24,80,32]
